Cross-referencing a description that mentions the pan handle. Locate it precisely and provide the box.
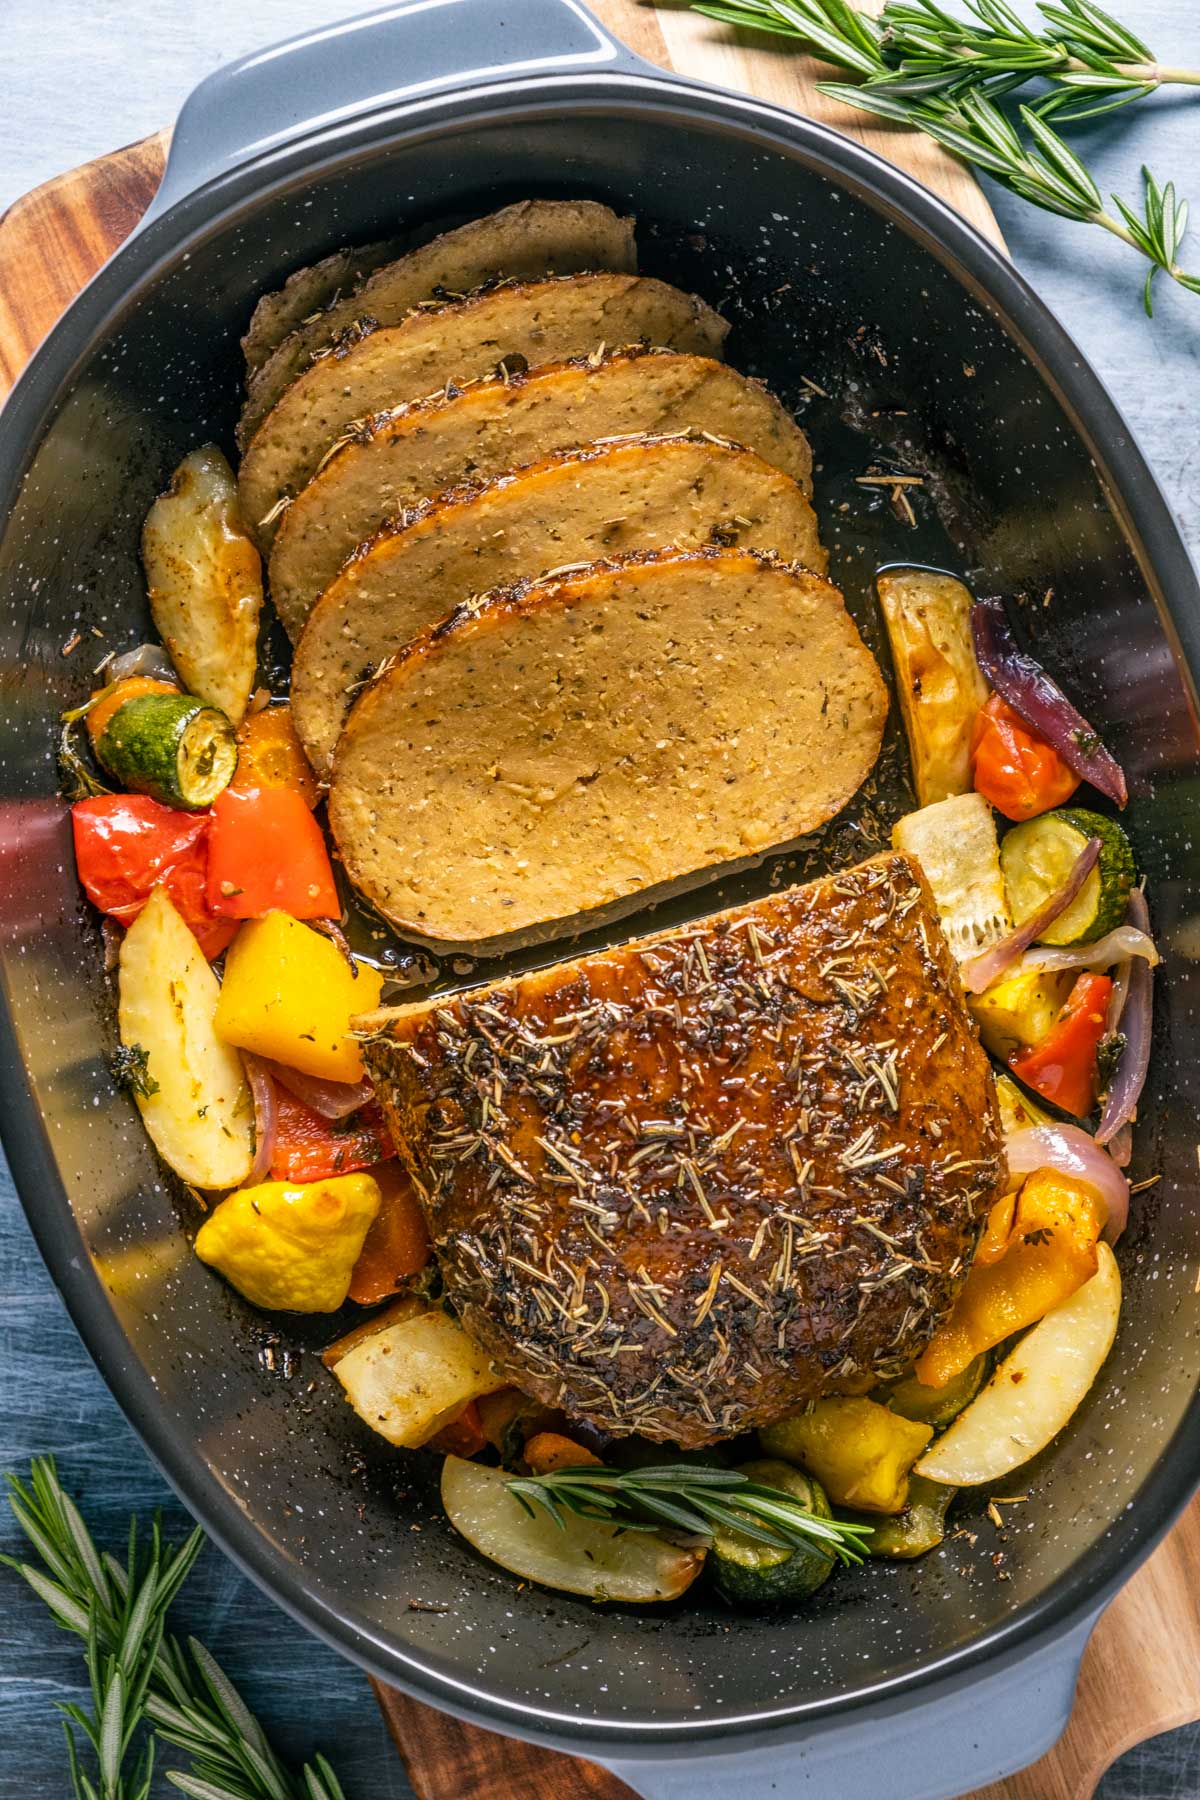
[600,1613,1097,1800]
[141,0,654,226]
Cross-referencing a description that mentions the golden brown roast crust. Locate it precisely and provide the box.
[359,854,1003,1446]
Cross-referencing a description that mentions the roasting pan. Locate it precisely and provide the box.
[2,3,1199,1795]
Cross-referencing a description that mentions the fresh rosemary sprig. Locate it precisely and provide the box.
[690,0,1200,310]
[507,1462,874,1564]
[2,1457,346,1800]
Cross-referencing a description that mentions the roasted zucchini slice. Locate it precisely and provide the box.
[853,1476,956,1560]
[999,807,1134,945]
[95,691,238,809]
[709,1459,836,1607]
[883,1353,989,1430]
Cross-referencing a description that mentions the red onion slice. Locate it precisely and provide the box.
[962,837,1101,995]
[243,1053,279,1185]
[1096,889,1153,1153]
[1005,1123,1129,1242]
[261,1056,373,1121]
[972,598,1128,806]
[1019,924,1158,978]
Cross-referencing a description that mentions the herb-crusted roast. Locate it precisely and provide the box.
[238,200,637,447]
[237,274,728,547]
[329,547,888,949]
[290,433,826,769]
[357,853,1004,1446]
[267,347,815,640]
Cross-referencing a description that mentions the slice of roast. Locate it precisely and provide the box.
[237,274,728,546]
[239,200,637,443]
[356,852,1003,1445]
[267,347,814,630]
[291,432,827,767]
[329,547,888,950]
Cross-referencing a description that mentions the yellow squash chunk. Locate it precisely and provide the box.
[441,1456,705,1602]
[760,1396,932,1515]
[194,1173,380,1312]
[993,1071,1054,1136]
[118,886,254,1189]
[329,1306,507,1448]
[876,569,988,806]
[214,910,384,1082]
[969,966,1074,1064]
[916,1243,1121,1486]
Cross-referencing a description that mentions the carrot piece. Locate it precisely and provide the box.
[426,1400,487,1459]
[523,1432,603,1476]
[85,676,178,747]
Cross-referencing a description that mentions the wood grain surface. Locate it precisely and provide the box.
[0,8,1194,1799]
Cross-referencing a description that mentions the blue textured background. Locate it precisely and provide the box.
[1,2,1198,1794]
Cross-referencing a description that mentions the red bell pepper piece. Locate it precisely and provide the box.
[71,794,236,959]
[971,693,1080,821]
[1010,972,1113,1117]
[269,1088,395,1183]
[206,786,339,920]
[347,1163,431,1305]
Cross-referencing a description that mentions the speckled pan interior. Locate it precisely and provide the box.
[1,84,1199,1753]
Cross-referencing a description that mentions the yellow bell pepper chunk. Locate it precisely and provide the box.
[214,911,383,1082]
[194,1173,381,1312]
[915,1169,1105,1388]
[760,1396,933,1515]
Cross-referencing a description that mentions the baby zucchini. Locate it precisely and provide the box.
[95,691,238,809]
[709,1459,835,1607]
[1000,808,1133,945]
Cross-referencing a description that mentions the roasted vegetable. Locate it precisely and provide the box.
[214,911,384,1084]
[852,1476,956,1560]
[94,690,238,811]
[523,1433,603,1476]
[142,445,263,726]
[917,1243,1121,1485]
[234,705,320,808]
[884,1354,989,1429]
[1000,808,1134,945]
[117,886,254,1188]
[876,568,987,805]
[346,1163,431,1305]
[971,693,1080,821]
[709,1459,835,1606]
[329,1305,507,1448]
[71,793,235,959]
[194,1172,380,1312]
[915,1168,1105,1387]
[269,1089,394,1183]
[85,675,179,748]
[425,1401,488,1459]
[760,1397,932,1515]
[1009,971,1112,1115]
[206,786,338,920]
[969,966,1074,1063]
[476,1388,563,1463]
[993,1071,1054,1135]
[440,1455,705,1603]
[892,792,1011,962]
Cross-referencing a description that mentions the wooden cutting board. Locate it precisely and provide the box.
[2,4,1197,1794]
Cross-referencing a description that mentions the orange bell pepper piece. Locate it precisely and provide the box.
[1009,972,1112,1118]
[971,693,1080,821]
[234,705,320,808]
[346,1163,431,1305]
[915,1168,1106,1387]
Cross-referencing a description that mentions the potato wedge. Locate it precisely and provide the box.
[876,569,987,806]
[915,1242,1121,1486]
[893,792,1012,963]
[441,1456,705,1602]
[142,446,263,725]
[329,1305,506,1448]
[117,886,254,1188]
